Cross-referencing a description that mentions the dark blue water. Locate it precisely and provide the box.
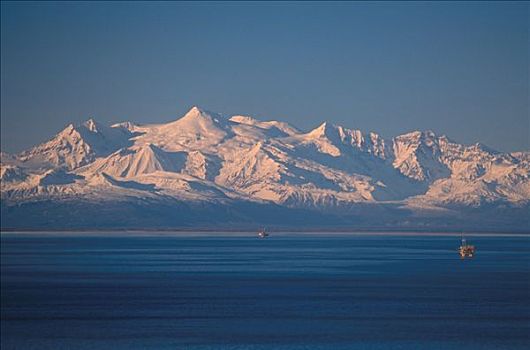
[1,233,529,349]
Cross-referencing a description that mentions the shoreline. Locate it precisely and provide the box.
[1,230,528,237]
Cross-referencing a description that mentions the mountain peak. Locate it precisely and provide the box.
[317,121,329,131]
[188,105,203,114]
[396,130,421,139]
[82,118,99,132]
[307,121,343,140]
[421,130,438,141]
[472,142,499,154]
[143,106,231,151]
[168,105,226,127]
[181,106,222,121]
[308,121,339,138]
[396,130,439,142]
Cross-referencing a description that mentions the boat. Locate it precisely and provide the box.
[459,233,475,259]
[257,228,269,238]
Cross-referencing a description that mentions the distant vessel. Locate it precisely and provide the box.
[459,233,475,259]
[258,228,269,238]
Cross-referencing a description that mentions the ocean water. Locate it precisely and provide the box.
[1,232,529,350]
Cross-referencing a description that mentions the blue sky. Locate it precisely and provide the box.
[1,1,528,153]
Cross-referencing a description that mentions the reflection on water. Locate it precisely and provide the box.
[1,233,529,349]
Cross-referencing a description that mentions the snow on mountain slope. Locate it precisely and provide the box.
[409,142,530,206]
[215,134,418,208]
[0,165,28,184]
[132,106,233,152]
[230,115,300,138]
[286,122,391,159]
[78,144,186,178]
[269,122,423,202]
[1,168,87,201]
[1,152,18,165]
[111,121,142,133]
[16,118,133,170]
[1,168,236,209]
[511,151,530,163]
[392,131,450,182]
[2,105,529,229]
[215,142,285,201]
[183,151,221,181]
[128,171,239,202]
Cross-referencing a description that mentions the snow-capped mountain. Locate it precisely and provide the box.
[1,106,528,231]
[15,118,134,170]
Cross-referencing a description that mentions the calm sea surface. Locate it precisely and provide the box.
[1,233,529,349]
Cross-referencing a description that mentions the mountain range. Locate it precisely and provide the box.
[1,106,529,231]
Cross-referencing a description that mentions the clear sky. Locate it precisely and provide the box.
[1,1,528,153]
